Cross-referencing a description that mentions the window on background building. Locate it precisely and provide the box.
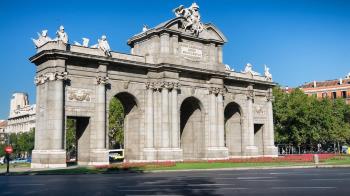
[342,91,347,98]
[322,92,327,98]
[332,92,337,99]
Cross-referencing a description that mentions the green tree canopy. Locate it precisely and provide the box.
[273,87,350,151]
[108,97,125,149]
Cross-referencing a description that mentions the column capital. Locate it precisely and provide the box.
[96,76,109,85]
[146,81,181,91]
[266,89,274,102]
[246,85,255,100]
[209,87,225,95]
[34,71,68,86]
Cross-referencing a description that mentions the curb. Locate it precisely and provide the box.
[1,164,350,176]
[145,164,350,173]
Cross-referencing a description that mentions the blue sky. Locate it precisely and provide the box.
[0,0,349,119]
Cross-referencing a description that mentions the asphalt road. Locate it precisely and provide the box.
[0,168,350,195]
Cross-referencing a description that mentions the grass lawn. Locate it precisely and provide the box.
[0,163,30,169]
[143,161,314,171]
[2,155,350,175]
[322,155,350,165]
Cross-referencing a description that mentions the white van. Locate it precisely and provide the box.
[109,149,124,162]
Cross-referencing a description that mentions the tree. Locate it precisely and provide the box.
[5,129,35,158]
[273,87,350,152]
[108,97,125,149]
[66,119,76,159]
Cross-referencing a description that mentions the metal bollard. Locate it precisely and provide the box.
[313,154,319,165]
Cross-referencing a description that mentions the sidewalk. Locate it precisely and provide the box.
[1,163,350,175]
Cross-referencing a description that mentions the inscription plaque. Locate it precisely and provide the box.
[179,43,202,61]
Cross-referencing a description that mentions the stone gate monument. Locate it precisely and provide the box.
[30,3,277,168]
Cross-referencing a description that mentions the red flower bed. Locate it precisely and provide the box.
[94,154,337,170]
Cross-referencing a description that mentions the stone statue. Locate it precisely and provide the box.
[93,35,111,56]
[225,64,234,72]
[264,65,272,81]
[56,25,68,44]
[173,3,204,36]
[242,63,260,76]
[142,25,149,32]
[32,30,52,48]
[74,38,90,47]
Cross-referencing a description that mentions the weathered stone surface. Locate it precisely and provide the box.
[30,11,277,168]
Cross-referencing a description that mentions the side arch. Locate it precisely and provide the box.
[108,91,142,161]
[224,102,243,157]
[180,96,205,159]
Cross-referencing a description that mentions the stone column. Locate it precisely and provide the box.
[95,78,107,149]
[31,71,68,168]
[209,89,218,147]
[217,90,225,147]
[243,85,258,156]
[171,34,179,55]
[90,63,109,165]
[51,78,64,150]
[160,33,170,54]
[171,84,179,148]
[161,83,170,148]
[145,82,154,148]
[264,89,278,156]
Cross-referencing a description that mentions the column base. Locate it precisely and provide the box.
[150,148,183,161]
[88,149,109,166]
[264,146,278,157]
[206,147,229,159]
[31,149,66,168]
[143,148,157,161]
[242,145,259,157]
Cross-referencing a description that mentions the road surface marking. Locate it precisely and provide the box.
[271,187,336,189]
[237,177,276,180]
[311,178,350,181]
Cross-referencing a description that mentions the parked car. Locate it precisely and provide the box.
[109,149,124,162]
[0,156,4,165]
[10,158,28,164]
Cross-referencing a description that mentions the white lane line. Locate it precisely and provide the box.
[270,173,320,176]
[244,179,282,182]
[8,183,45,186]
[120,188,248,192]
[311,178,350,181]
[119,183,232,188]
[187,183,231,186]
[271,187,336,189]
[237,177,276,180]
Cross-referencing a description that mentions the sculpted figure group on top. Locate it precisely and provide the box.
[32,25,112,57]
[173,3,204,36]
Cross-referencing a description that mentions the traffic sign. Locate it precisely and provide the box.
[4,146,13,154]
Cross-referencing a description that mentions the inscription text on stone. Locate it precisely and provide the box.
[180,43,202,60]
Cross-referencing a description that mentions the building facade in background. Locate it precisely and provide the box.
[6,93,36,133]
[300,73,350,104]
[0,120,7,144]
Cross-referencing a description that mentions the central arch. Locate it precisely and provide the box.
[224,102,243,157]
[180,97,205,159]
[108,92,141,161]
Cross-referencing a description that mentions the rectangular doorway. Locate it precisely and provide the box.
[66,117,90,166]
[254,124,264,155]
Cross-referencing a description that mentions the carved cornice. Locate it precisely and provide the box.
[96,76,109,85]
[146,81,181,91]
[209,87,225,95]
[34,71,68,85]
